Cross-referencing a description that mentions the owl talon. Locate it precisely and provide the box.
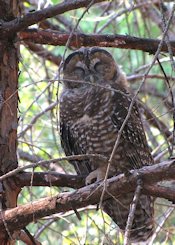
[85,170,98,185]
[85,167,107,185]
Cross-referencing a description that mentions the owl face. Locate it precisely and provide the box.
[63,47,119,89]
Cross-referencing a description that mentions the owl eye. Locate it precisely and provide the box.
[74,67,85,78]
[94,62,106,74]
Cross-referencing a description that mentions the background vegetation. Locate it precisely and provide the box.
[15,0,175,244]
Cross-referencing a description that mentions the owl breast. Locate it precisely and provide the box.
[60,85,125,175]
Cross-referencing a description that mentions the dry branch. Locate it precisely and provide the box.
[19,29,175,54]
[0,160,174,234]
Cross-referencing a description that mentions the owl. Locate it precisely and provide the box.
[60,47,154,243]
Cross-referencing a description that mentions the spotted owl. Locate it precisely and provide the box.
[60,47,154,243]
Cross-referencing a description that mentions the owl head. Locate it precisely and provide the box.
[62,47,128,89]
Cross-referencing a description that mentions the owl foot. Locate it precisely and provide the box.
[85,166,107,185]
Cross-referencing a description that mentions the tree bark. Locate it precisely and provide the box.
[19,29,175,54]
[0,0,20,244]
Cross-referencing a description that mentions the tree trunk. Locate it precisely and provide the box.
[0,0,20,244]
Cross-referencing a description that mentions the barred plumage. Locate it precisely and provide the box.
[60,47,154,243]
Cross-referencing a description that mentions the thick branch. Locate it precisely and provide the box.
[13,160,175,196]
[19,29,175,54]
[12,159,175,200]
[0,160,175,233]
[0,0,105,37]
[144,184,175,201]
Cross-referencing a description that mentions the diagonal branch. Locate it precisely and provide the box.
[0,0,106,37]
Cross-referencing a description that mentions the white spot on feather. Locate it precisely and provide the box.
[76,114,91,124]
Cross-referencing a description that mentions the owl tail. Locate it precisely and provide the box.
[102,193,154,243]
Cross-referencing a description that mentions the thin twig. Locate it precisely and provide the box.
[97,1,157,33]
[156,58,175,156]
[0,154,107,181]
[148,207,174,244]
[124,178,142,245]
[18,101,58,138]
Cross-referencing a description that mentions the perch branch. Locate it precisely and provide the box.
[0,160,175,233]
[12,163,175,202]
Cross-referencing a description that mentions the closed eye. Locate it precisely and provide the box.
[94,62,106,74]
[74,67,85,78]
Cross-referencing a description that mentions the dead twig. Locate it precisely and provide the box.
[124,177,142,245]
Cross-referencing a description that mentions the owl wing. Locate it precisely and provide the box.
[111,91,153,169]
[60,121,91,176]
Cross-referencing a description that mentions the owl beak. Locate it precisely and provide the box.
[89,75,95,83]
[85,74,96,84]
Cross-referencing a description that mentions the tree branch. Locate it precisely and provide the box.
[0,160,175,233]
[15,171,84,189]
[12,159,175,202]
[0,154,107,181]
[5,159,175,195]
[19,29,175,54]
[0,0,106,37]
